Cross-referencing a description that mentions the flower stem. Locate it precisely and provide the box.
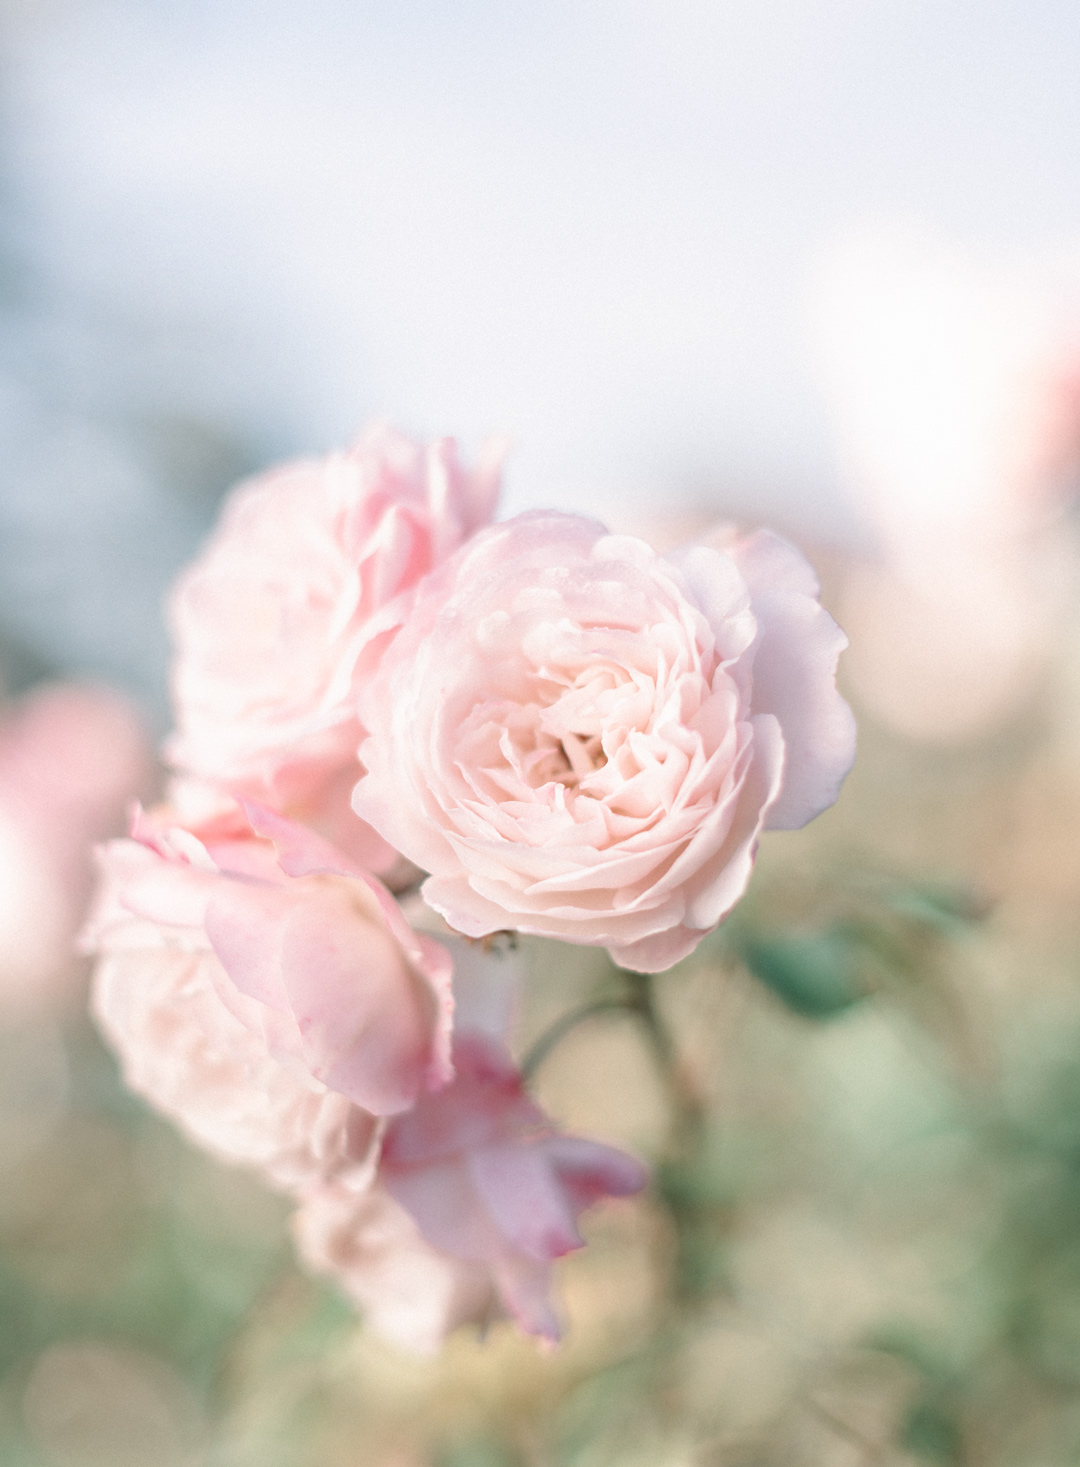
[519,997,633,1083]
[520,969,705,1149]
[521,967,716,1309]
[619,969,706,1153]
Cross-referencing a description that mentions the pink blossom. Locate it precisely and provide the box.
[82,804,454,1120]
[0,682,151,1014]
[296,1030,646,1349]
[165,425,504,867]
[353,512,855,972]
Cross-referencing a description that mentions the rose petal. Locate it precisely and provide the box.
[729,531,856,830]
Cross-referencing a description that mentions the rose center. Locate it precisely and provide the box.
[522,729,608,791]
[558,730,607,784]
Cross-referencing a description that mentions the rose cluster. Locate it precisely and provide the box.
[82,425,855,1351]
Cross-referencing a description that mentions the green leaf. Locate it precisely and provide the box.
[901,1399,963,1462]
[738,930,865,1018]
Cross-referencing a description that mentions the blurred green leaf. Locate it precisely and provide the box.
[883,883,990,934]
[901,1398,963,1462]
[738,929,866,1018]
[438,1440,518,1467]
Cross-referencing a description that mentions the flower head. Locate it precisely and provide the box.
[296,1030,646,1348]
[166,424,504,865]
[354,512,855,971]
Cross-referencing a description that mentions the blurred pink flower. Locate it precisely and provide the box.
[82,803,453,1119]
[354,512,855,972]
[296,1030,646,1349]
[292,1183,500,1355]
[165,424,504,868]
[814,230,1080,742]
[0,682,151,1015]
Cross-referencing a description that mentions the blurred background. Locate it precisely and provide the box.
[4,2,1080,1463]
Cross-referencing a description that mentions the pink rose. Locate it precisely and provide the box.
[353,512,855,972]
[82,803,454,1119]
[295,1030,646,1349]
[0,682,152,1014]
[166,424,504,867]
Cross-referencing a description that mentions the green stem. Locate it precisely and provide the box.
[519,997,632,1082]
[520,969,705,1152]
[620,969,706,1154]
[521,968,716,1315]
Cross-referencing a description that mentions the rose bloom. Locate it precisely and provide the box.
[166,424,504,866]
[354,512,856,972]
[294,1030,646,1351]
[82,804,453,1153]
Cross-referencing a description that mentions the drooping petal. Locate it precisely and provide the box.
[468,1142,584,1261]
[374,1030,647,1348]
[543,1134,650,1210]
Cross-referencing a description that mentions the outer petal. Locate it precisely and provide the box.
[490,1249,561,1344]
[542,1135,650,1210]
[468,1143,584,1261]
[204,876,448,1115]
[203,878,294,1012]
[245,802,455,1092]
[91,947,380,1195]
[727,530,856,830]
[383,1157,497,1262]
[277,885,442,1115]
[381,1031,540,1168]
[606,922,708,975]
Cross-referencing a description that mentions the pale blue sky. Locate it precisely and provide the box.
[0,0,1077,702]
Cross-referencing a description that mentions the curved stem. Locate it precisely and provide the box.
[520,968,713,1312]
[520,970,706,1150]
[620,970,706,1152]
[520,997,633,1082]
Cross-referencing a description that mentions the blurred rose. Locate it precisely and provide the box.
[0,682,151,1016]
[815,230,1080,741]
[296,1030,646,1349]
[82,803,453,1121]
[166,424,505,868]
[815,230,1080,550]
[354,512,854,972]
